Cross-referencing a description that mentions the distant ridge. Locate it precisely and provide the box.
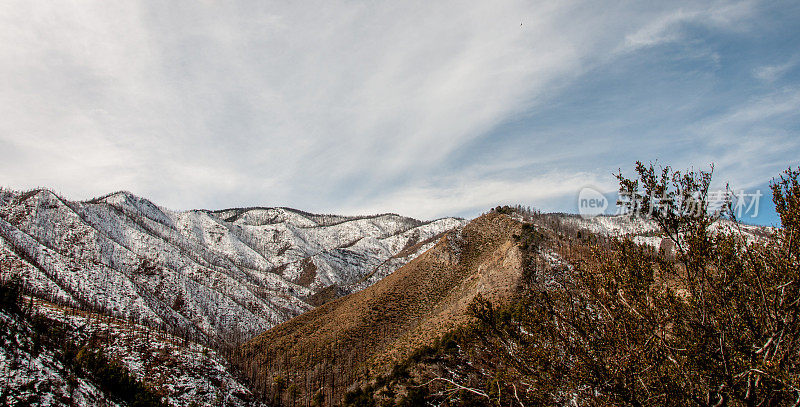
[0,187,465,345]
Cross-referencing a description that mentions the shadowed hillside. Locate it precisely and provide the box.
[236,213,527,404]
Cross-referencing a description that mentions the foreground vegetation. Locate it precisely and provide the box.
[344,164,800,406]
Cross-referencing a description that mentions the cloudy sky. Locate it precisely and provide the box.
[1,1,798,223]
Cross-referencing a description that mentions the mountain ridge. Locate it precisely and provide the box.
[0,186,466,345]
[237,212,529,403]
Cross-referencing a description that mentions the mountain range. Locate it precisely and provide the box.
[0,188,463,344]
[0,189,775,406]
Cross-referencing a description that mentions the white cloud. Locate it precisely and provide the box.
[622,9,701,51]
[698,87,800,137]
[0,1,633,202]
[619,1,756,52]
[341,170,610,220]
[692,87,800,188]
[754,59,797,82]
[0,0,791,220]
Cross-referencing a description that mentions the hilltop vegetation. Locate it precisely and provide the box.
[336,164,800,406]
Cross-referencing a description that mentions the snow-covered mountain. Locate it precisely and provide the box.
[0,188,465,344]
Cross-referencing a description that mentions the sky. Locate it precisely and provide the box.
[1,1,798,225]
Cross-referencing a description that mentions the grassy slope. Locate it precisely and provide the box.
[237,213,524,404]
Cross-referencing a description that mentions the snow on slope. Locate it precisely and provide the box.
[560,214,773,249]
[0,188,465,344]
[560,214,662,237]
[0,298,264,407]
[33,298,263,407]
[0,307,119,406]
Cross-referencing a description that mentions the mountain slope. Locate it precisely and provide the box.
[237,212,526,404]
[0,188,464,344]
[0,290,263,407]
[237,207,777,406]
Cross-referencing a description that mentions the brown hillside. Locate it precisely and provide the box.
[236,213,525,405]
